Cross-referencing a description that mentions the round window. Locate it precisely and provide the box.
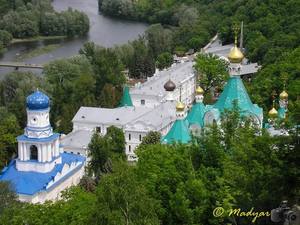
[31,117,37,124]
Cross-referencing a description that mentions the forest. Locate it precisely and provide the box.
[0,0,89,53]
[98,0,300,125]
[0,109,299,225]
[0,0,299,224]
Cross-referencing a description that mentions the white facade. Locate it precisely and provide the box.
[18,166,84,204]
[62,60,197,161]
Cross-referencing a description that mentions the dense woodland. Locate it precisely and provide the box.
[0,0,299,224]
[99,0,300,122]
[0,110,299,225]
[0,0,89,53]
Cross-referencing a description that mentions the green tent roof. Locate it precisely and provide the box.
[278,107,286,119]
[119,86,133,107]
[162,119,191,144]
[213,76,262,117]
[186,103,206,127]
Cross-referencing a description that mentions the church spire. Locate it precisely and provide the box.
[268,94,278,120]
[119,86,133,107]
[228,25,244,64]
[162,101,191,144]
[278,74,289,119]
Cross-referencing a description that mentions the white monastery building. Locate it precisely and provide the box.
[61,60,197,161]
[2,32,285,203]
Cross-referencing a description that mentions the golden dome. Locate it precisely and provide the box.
[176,101,185,111]
[228,45,244,63]
[279,90,288,100]
[268,107,278,118]
[196,86,204,95]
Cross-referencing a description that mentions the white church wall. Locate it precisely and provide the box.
[16,156,62,173]
[131,95,161,108]
[18,165,85,204]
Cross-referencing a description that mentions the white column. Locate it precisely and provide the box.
[18,142,22,160]
[38,146,42,162]
[47,144,51,162]
[22,143,26,161]
[42,144,47,162]
[51,143,54,158]
[26,143,29,161]
[39,144,43,162]
[55,139,60,156]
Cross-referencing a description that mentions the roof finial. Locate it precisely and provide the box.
[232,24,239,47]
[268,92,278,119]
[228,24,244,64]
[280,73,289,100]
[179,84,182,102]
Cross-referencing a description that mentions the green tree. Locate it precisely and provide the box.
[0,71,45,127]
[145,24,173,58]
[156,52,173,70]
[139,131,161,147]
[0,181,17,215]
[0,10,39,38]
[44,55,96,132]
[136,144,210,225]
[92,163,160,225]
[0,30,12,46]
[0,108,21,169]
[106,126,125,155]
[88,133,111,180]
[61,8,89,37]
[194,53,229,93]
[0,187,96,225]
[79,175,97,192]
[128,37,155,78]
[98,84,121,108]
[40,12,67,36]
[80,43,125,103]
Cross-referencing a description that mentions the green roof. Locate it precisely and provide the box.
[119,86,133,107]
[186,103,206,127]
[278,107,286,119]
[213,76,262,117]
[162,119,191,144]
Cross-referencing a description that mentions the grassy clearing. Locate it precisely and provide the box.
[11,35,67,44]
[16,44,61,61]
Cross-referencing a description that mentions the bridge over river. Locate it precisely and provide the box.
[0,62,44,70]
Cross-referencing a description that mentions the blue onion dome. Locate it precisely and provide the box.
[26,90,50,110]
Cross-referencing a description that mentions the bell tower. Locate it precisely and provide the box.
[16,90,61,173]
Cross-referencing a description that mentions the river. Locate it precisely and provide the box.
[0,0,148,75]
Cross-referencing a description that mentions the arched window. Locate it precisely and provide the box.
[30,145,38,160]
[213,119,217,125]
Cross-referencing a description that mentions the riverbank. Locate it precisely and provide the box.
[11,36,67,44]
[16,44,61,61]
